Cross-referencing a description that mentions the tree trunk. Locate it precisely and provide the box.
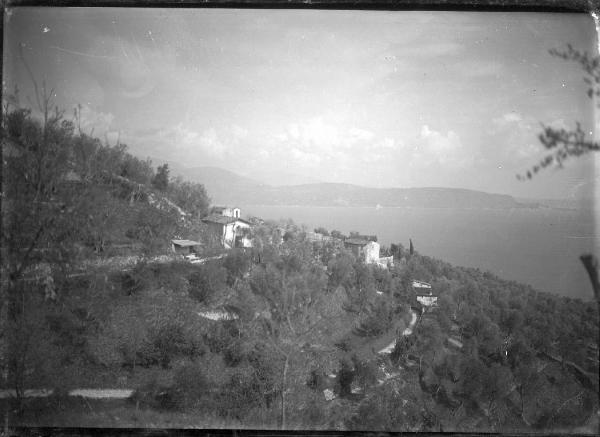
[280,355,289,430]
[519,385,524,416]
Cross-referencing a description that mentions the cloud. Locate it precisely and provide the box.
[128,123,232,161]
[198,128,227,158]
[490,112,544,161]
[275,117,377,156]
[453,60,504,78]
[291,147,322,167]
[417,125,469,167]
[386,41,463,59]
[348,127,375,142]
[78,104,114,136]
[301,117,341,149]
[232,124,249,140]
[494,112,523,125]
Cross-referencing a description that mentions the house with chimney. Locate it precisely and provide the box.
[202,207,252,249]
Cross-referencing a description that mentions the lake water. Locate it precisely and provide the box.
[241,205,598,301]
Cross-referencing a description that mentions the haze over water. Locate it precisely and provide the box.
[242,205,597,301]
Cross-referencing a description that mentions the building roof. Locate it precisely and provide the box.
[202,214,251,226]
[171,239,201,247]
[212,205,240,212]
[202,214,237,225]
[412,280,432,289]
[344,238,376,246]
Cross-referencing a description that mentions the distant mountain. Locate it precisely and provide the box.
[242,183,525,209]
[516,197,593,211]
[246,169,323,186]
[171,166,267,205]
[147,163,526,208]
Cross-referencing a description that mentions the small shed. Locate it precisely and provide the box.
[171,239,201,255]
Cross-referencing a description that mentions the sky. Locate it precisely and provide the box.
[3,7,598,199]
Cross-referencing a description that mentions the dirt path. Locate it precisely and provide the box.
[0,389,133,399]
[378,309,418,354]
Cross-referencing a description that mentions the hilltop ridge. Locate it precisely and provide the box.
[167,166,527,209]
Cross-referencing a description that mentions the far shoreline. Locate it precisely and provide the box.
[238,203,584,212]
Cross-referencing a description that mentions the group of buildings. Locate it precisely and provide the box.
[172,206,396,269]
[171,207,438,309]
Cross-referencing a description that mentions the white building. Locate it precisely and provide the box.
[202,207,252,249]
[413,280,437,307]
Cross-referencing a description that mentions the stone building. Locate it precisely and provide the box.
[202,207,252,249]
[344,238,381,264]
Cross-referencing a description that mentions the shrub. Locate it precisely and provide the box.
[87,304,150,369]
[204,321,238,354]
[245,343,281,406]
[150,322,200,368]
[223,250,251,285]
[131,374,178,411]
[307,369,326,391]
[337,358,355,397]
[217,367,264,419]
[45,310,87,362]
[188,263,227,303]
[354,301,392,337]
[171,361,210,408]
[223,338,247,367]
[352,355,379,388]
[131,362,208,412]
[149,261,192,294]
[120,263,150,295]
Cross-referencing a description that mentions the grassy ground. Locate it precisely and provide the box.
[3,397,247,429]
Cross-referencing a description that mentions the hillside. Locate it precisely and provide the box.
[3,105,598,433]
[167,166,525,209]
[172,166,267,204]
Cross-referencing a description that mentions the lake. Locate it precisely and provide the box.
[241,205,598,301]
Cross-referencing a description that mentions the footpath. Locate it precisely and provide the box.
[378,309,418,354]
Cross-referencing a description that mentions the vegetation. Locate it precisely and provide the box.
[519,45,599,180]
[1,97,598,432]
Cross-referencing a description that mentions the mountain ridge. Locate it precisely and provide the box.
[168,166,529,209]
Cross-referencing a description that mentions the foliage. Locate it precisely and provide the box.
[217,365,273,420]
[327,251,355,290]
[173,361,210,403]
[152,163,170,191]
[188,262,227,303]
[520,45,599,179]
[168,176,210,219]
[330,230,346,240]
[2,94,598,434]
[347,381,424,431]
[355,300,393,337]
[223,250,252,285]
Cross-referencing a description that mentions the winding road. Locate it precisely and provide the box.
[378,309,418,354]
